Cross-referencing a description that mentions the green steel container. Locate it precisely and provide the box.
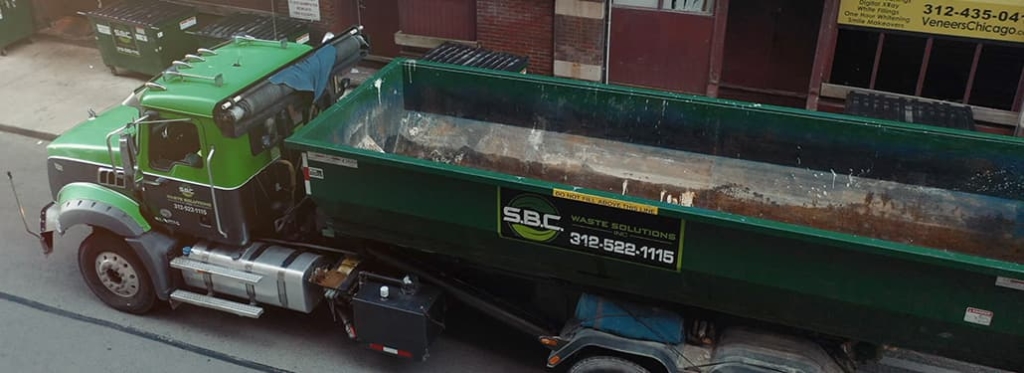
[85,0,198,76]
[188,13,311,49]
[286,59,1024,371]
[0,0,35,55]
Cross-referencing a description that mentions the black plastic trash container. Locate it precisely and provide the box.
[85,0,199,76]
[845,91,976,131]
[0,0,35,56]
[421,42,528,73]
[189,13,312,48]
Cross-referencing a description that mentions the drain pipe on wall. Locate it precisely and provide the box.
[1015,102,1024,137]
[603,0,612,84]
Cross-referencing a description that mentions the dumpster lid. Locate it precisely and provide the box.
[87,0,195,28]
[189,13,311,43]
[421,42,528,73]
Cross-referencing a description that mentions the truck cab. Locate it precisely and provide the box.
[44,30,368,251]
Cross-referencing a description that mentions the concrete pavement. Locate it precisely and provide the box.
[0,298,261,373]
[0,36,148,140]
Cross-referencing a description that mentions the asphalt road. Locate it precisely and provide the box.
[0,133,546,373]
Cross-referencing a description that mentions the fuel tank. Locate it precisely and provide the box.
[181,241,329,313]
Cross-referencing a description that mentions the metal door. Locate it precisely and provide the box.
[607,1,715,94]
[337,0,400,57]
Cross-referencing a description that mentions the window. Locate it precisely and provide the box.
[613,0,714,14]
[830,28,1024,111]
[149,121,202,170]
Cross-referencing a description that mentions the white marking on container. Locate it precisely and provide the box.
[307,167,324,179]
[679,191,695,207]
[308,151,358,169]
[373,78,383,105]
[302,152,311,195]
[963,307,993,326]
[96,24,111,35]
[996,276,1024,291]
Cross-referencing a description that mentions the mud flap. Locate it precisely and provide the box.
[38,201,59,255]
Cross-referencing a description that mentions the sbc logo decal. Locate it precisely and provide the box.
[502,194,563,242]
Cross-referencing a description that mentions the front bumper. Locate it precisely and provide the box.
[39,201,60,255]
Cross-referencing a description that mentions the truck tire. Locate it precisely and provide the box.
[569,356,650,373]
[78,229,156,314]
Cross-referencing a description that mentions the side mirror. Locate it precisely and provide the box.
[119,133,140,191]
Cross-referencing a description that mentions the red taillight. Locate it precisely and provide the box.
[302,167,311,180]
[369,343,413,359]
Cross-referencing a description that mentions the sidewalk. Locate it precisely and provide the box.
[0,21,380,141]
[0,35,148,140]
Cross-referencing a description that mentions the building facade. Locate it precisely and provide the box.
[37,0,1023,134]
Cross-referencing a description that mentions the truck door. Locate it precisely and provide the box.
[139,120,219,239]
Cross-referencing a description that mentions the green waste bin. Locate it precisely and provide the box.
[188,13,311,49]
[85,0,198,76]
[0,0,35,56]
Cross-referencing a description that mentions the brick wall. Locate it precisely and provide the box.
[314,0,340,35]
[553,0,606,81]
[553,10,604,66]
[477,0,554,75]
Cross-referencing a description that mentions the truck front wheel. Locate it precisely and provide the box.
[569,356,650,373]
[78,229,156,314]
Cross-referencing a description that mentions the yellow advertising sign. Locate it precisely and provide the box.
[838,0,1024,43]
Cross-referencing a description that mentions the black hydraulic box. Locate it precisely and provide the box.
[352,278,444,361]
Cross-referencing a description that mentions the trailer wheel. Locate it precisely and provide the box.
[78,230,156,314]
[569,356,650,373]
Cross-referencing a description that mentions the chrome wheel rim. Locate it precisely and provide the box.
[94,252,140,298]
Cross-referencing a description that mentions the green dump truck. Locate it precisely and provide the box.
[15,25,1023,372]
